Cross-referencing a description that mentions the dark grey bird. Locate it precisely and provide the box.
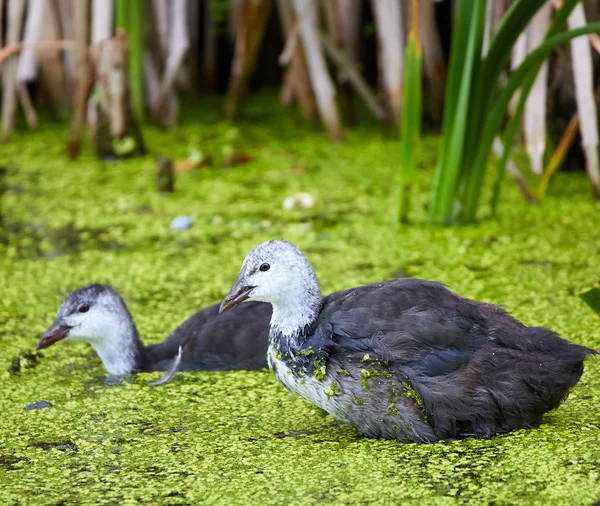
[38,284,270,383]
[220,240,597,442]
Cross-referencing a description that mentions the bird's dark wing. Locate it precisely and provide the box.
[147,301,271,371]
[316,278,490,377]
[315,278,595,439]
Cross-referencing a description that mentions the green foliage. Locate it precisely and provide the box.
[429,0,600,225]
[115,0,145,120]
[399,23,422,223]
[428,0,487,226]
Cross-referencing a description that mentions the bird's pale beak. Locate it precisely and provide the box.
[219,275,255,314]
[37,320,71,350]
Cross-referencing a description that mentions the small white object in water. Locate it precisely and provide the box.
[283,192,316,210]
[170,216,193,231]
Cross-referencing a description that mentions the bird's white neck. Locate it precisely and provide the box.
[72,311,143,375]
[270,301,318,341]
[87,333,140,375]
[269,278,322,346]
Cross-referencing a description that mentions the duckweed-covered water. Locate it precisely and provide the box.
[1,95,599,505]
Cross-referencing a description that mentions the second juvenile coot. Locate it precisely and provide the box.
[38,284,271,383]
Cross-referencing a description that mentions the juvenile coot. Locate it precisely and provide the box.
[220,240,597,442]
[38,284,270,383]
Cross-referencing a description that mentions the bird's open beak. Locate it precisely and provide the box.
[219,276,255,314]
[37,320,71,350]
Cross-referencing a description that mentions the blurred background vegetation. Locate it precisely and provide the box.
[1,0,600,224]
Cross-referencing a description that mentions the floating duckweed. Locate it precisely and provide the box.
[337,368,350,376]
[1,97,600,505]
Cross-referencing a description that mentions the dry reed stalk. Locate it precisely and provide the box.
[509,32,527,117]
[90,30,146,157]
[91,0,113,44]
[2,0,26,141]
[320,0,360,125]
[0,0,4,105]
[17,0,44,82]
[276,0,317,120]
[334,0,361,125]
[321,0,341,47]
[335,0,361,75]
[0,0,4,55]
[292,0,342,141]
[68,0,91,159]
[483,0,537,204]
[524,1,552,175]
[88,0,113,131]
[589,33,600,54]
[56,0,75,78]
[152,0,169,60]
[0,40,78,64]
[16,0,47,128]
[202,0,217,91]
[153,0,189,118]
[277,10,297,83]
[319,32,384,119]
[550,0,600,54]
[145,0,178,126]
[224,0,275,120]
[492,138,538,203]
[144,51,161,111]
[538,113,579,197]
[228,0,243,43]
[370,0,404,127]
[178,0,200,95]
[16,84,37,127]
[39,1,69,110]
[567,3,600,198]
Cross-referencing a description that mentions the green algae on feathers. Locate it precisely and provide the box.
[1,94,600,505]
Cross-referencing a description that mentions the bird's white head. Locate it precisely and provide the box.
[220,240,321,338]
[38,284,139,375]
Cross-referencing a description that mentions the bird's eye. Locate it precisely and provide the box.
[78,305,90,313]
[259,263,270,272]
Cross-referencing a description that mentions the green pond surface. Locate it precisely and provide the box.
[1,95,600,505]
